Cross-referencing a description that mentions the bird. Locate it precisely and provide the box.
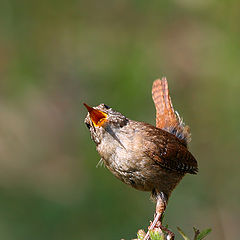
[83,77,198,239]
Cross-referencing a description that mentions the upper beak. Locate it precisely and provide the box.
[83,103,108,127]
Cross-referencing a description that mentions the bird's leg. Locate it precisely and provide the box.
[155,193,174,240]
[144,192,174,240]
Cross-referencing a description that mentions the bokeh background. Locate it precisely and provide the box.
[0,0,240,239]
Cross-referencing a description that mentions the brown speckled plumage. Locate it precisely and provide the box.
[84,78,198,240]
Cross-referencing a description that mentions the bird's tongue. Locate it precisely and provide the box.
[83,103,107,127]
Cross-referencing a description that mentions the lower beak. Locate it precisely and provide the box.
[83,103,108,127]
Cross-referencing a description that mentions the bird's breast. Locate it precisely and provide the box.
[96,128,155,190]
[97,129,144,171]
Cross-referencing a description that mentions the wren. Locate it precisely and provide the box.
[83,77,198,240]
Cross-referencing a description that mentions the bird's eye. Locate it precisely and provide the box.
[103,104,110,109]
[85,122,91,129]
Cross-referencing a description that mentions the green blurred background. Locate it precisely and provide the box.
[0,0,240,239]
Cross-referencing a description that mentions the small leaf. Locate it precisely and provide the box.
[197,228,212,240]
[137,229,146,240]
[149,229,165,240]
[177,227,190,240]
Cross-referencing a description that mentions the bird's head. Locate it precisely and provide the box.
[83,103,128,145]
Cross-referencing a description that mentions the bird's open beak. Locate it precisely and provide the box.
[83,103,108,127]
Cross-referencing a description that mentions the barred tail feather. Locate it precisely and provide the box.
[152,77,191,145]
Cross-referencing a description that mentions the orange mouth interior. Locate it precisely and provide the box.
[83,103,108,127]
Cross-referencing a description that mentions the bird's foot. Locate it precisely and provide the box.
[143,216,174,240]
[156,222,175,240]
[143,213,161,240]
